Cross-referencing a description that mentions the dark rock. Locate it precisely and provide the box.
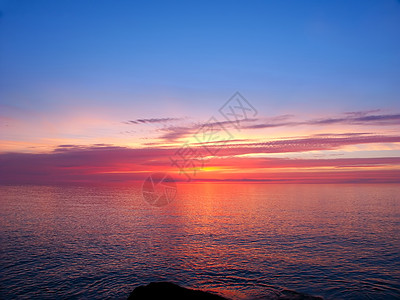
[127,282,228,300]
[127,282,323,300]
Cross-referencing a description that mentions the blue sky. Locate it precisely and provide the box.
[1,0,399,119]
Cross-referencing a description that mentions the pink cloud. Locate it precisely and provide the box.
[0,133,399,184]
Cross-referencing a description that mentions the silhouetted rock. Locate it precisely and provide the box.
[127,282,323,300]
[127,282,227,300]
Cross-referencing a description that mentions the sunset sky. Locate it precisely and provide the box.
[1,0,400,184]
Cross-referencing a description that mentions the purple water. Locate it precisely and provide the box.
[1,183,399,299]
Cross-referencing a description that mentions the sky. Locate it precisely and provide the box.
[0,0,400,184]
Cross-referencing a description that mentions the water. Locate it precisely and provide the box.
[1,183,399,299]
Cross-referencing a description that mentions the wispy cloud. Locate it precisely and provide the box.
[123,117,183,125]
[1,132,399,184]
[119,110,400,144]
[150,111,400,142]
[244,111,400,130]
[157,126,195,141]
[201,134,400,156]
[344,109,381,117]
[156,118,258,142]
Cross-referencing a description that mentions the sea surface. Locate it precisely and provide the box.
[0,183,399,299]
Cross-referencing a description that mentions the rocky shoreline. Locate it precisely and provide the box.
[127,282,323,300]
